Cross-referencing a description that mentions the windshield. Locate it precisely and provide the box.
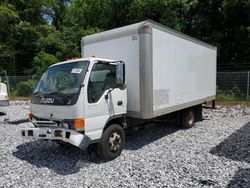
[34,61,89,95]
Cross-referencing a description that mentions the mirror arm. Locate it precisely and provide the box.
[105,87,115,100]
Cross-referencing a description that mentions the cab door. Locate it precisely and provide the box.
[84,61,127,140]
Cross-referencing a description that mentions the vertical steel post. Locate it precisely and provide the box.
[4,70,10,96]
[247,71,250,102]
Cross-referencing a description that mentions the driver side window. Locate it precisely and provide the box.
[88,62,116,103]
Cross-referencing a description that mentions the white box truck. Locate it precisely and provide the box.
[21,20,217,160]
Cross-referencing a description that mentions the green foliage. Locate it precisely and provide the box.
[217,88,245,101]
[0,3,20,71]
[216,90,237,101]
[43,0,69,30]
[14,22,39,51]
[11,0,46,25]
[66,0,111,29]
[0,0,250,77]
[107,0,133,28]
[37,28,66,56]
[0,3,19,29]
[128,0,189,31]
[15,79,37,96]
[31,51,59,76]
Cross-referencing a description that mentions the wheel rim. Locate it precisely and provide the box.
[108,132,121,153]
[186,111,195,125]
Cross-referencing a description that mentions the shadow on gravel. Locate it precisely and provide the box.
[124,121,179,150]
[13,140,91,175]
[226,168,250,188]
[7,118,29,124]
[0,112,6,116]
[210,122,250,163]
[13,121,179,175]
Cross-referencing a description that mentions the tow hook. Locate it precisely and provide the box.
[47,129,52,134]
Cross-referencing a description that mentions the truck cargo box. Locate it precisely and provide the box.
[81,20,217,119]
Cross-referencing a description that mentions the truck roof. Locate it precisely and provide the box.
[82,20,216,50]
[50,57,118,67]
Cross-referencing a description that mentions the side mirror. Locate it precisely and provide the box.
[116,61,125,89]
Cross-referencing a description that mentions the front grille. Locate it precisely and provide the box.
[34,120,59,128]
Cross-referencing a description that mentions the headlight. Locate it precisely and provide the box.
[61,123,69,129]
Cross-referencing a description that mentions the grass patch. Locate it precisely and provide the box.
[216,89,246,101]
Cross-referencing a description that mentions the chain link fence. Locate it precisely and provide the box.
[217,72,250,102]
[1,72,250,102]
[0,75,40,97]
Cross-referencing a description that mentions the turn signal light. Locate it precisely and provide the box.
[74,118,85,130]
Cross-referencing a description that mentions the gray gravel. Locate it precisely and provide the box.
[0,102,250,187]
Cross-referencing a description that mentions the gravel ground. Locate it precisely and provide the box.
[0,102,250,188]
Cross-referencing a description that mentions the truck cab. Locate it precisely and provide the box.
[22,57,127,160]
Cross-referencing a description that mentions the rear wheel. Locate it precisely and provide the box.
[181,108,195,128]
[97,124,125,161]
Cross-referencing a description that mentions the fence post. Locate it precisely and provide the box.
[247,71,250,102]
[4,70,10,97]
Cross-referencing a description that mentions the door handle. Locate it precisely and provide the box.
[117,101,123,106]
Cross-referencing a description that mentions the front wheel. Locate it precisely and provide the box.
[97,124,125,161]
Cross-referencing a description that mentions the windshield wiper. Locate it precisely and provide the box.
[47,91,71,98]
[33,91,44,97]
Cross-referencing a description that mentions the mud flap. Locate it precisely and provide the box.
[79,135,92,151]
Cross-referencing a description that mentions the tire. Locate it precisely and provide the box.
[97,124,125,161]
[181,108,195,128]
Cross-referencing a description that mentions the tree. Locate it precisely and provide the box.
[11,21,40,74]
[8,0,46,25]
[1,0,250,75]
[0,0,46,75]
[220,0,250,70]
[29,51,59,76]
[37,25,66,58]
[43,0,70,30]
[127,0,190,31]
[65,0,111,29]
[107,0,133,28]
[0,3,20,74]
[183,0,250,71]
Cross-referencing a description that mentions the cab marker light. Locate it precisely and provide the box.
[143,25,150,30]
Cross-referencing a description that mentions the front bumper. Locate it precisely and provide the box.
[21,127,91,151]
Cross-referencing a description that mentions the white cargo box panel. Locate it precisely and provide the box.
[81,20,217,119]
